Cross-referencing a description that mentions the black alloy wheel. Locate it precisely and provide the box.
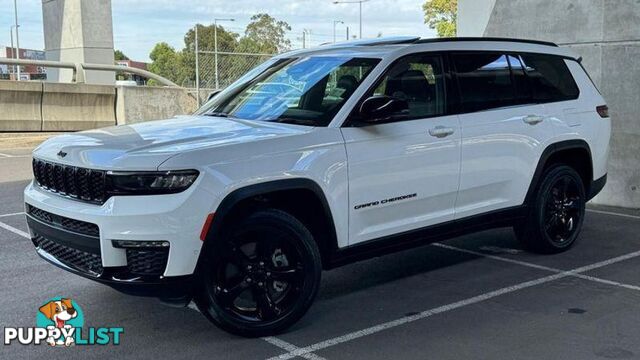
[515,165,586,254]
[196,209,322,337]
[542,174,583,244]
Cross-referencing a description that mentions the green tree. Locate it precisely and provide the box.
[114,49,129,61]
[181,24,240,87]
[147,14,293,88]
[243,13,292,53]
[217,14,292,88]
[148,42,184,85]
[422,0,457,37]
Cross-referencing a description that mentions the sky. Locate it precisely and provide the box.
[0,0,436,62]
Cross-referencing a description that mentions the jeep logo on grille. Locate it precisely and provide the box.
[57,150,67,158]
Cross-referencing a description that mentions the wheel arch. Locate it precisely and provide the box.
[524,139,593,206]
[199,178,338,270]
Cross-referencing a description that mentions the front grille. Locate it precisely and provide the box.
[34,235,104,275]
[126,248,169,276]
[27,204,99,238]
[32,158,107,204]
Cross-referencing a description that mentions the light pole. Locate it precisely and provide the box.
[333,20,344,43]
[13,0,21,80]
[214,18,234,90]
[9,26,17,77]
[333,0,369,39]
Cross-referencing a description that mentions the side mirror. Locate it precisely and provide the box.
[359,95,409,124]
[207,90,221,102]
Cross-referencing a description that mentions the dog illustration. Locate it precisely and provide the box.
[39,299,77,346]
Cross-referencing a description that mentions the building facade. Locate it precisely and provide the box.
[0,47,47,81]
[458,0,640,209]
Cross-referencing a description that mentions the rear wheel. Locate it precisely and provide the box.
[515,165,586,254]
[195,209,321,337]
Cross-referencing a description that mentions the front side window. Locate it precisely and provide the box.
[352,54,446,123]
[196,56,379,126]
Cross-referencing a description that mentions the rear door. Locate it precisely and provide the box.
[342,53,461,245]
[452,52,553,219]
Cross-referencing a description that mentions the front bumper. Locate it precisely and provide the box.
[35,239,194,300]
[24,179,216,298]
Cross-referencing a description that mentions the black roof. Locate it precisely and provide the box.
[323,36,559,49]
[414,37,559,47]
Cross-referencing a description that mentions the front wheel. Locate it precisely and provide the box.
[195,209,322,337]
[515,165,586,254]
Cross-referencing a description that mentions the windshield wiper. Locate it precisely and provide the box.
[272,117,316,126]
[204,112,230,118]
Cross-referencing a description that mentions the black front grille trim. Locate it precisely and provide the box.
[32,158,107,205]
[126,248,169,276]
[27,204,99,238]
[34,234,104,276]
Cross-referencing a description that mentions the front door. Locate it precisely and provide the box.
[341,54,461,245]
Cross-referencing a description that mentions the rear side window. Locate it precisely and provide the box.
[452,53,518,112]
[520,54,579,102]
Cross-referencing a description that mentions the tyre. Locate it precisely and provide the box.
[515,165,586,254]
[195,208,322,337]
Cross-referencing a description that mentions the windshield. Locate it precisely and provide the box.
[196,56,380,126]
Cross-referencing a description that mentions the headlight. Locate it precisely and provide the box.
[106,170,199,195]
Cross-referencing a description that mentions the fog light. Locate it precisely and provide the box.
[112,240,170,249]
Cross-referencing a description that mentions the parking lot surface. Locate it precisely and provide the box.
[1,147,640,359]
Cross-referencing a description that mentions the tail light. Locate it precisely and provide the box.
[596,105,609,118]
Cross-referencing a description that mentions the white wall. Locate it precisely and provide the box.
[457,0,497,36]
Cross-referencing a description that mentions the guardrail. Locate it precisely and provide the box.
[0,58,179,87]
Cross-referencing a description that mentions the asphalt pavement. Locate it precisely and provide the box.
[1,146,640,359]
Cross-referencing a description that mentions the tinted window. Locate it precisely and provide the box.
[369,54,446,119]
[452,53,517,112]
[508,55,531,104]
[520,54,579,102]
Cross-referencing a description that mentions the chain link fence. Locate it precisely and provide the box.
[192,50,274,104]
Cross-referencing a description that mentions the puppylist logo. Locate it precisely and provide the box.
[4,297,124,346]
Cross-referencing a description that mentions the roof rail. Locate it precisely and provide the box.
[415,37,559,47]
[321,36,421,47]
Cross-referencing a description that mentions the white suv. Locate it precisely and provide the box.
[24,37,610,336]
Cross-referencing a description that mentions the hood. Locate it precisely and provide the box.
[33,115,310,170]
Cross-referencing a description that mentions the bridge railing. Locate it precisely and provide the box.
[0,57,179,87]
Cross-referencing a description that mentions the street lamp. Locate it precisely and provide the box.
[9,25,19,78]
[13,0,21,80]
[214,18,234,90]
[333,20,344,43]
[332,0,369,39]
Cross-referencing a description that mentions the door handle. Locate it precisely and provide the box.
[523,115,544,125]
[428,126,455,138]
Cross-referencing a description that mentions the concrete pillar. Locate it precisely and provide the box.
[458,0,640,209]
[42,0,115,85]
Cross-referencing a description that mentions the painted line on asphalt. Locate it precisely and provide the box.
[433,243,640,292]
[587,209,640,220]
[0,211,25,218]
[0,152,31,158]
[0,220,30,239]
[267,249,640,360]
[262,337,327,360]
[185,301,326,359]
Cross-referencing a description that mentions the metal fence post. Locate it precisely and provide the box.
[195,25,200,106]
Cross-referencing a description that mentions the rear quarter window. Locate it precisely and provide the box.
[520,54,579,102]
